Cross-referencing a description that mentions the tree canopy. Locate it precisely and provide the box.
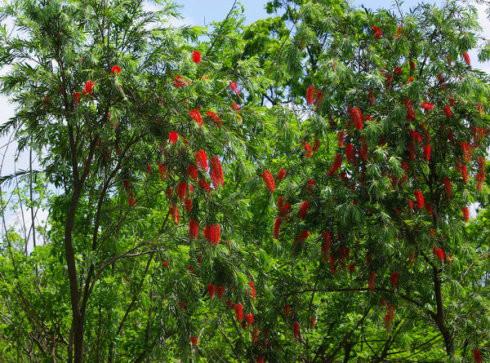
[0,0,488,362]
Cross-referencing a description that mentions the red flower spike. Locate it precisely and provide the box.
[245,313,254,325]
[368,271,377,291]
[421,102,435,111]
[350,107,364,130]
[423,144,431,161]
[191,50,201,63]
[190,336,199,346]
[273,217,282,239]
[256,356,265,363]
[173,75,188,88]
[128,196,137,207]
[73,91,81,104]
[441,177,452,199]
[390,272,400,288]
[187,164,198,180]
[460,141,473,162]
[189,219,199,240]
[162,260,169,268]
[298,200,310,219]
[210,156,224,187]
[261,170,276,193]
[457,162,469,184]
[371,25,383,39]
[393,66,402,75]
[195,149,208,170]
[199,178,211,192]
[463,51,471,66]
[216,285,225,299]
[234,303,244,321]
[462,207,470,222]
[111,65,122,74]
[433,247,446,263]
[306,85,317,105]
[168,131,179,144]
[207,283,216,299]
[229,81,240,95]
[322,231,333,259]
[177,181,187,200]
[304,142,313,158]
[384,304,396,329]
[276,168,287,181]
[444,104,453,118]
[345,143,356,164]
[404,99,416,121]
[184,199,193,213]
[189,108,204,127]
[248,281,257,299]
[146,163,152,174]
[231,102,241,111]
[82,80,95,95]
[206,110,222,126]
[293,321,301,340]
[204,224,221,245]
[414,189,425,209]
[473,348,482,363]
[337,131,346,148]
[328,153,343,176]
[169,204,179,224]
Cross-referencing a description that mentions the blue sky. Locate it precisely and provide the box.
[176,0,444,25]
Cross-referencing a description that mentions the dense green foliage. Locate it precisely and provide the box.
[0,0,488,362]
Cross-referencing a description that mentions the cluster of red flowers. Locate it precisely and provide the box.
[210,156,224,187]
[203,224,221,245]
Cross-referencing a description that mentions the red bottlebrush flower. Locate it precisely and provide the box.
[123,179,131,191]
[306,178,316,192]
[176,181,187,200]
[206,110,222,126]
[443,177,452,198]
[245,313,255,325]
[173,75,188,88]
[444,104,453,118]
[207,283,216,299]
[423,144,431,161]
[256,356,265,363]
[276,168,287,181]
[404,99,416,121]
[216,285,225,299]
[473,348,483,363]
[128,196,137,207]
[304,142,313,158]
[273,217,282,239]
[73,91,81,104]
[111,65,122,74]
[414,189,425,209]
[234,303,244,321]
[210,155,224,187]
[169,204,180,224]
[229,81,240,94]
[168,131,179,144]
[187,164,199,180]
[249,281,257,299]
[371,25,383,39]
[390,272,400,288]
[328,153,343,176]
[384,304,396,329]
[293,321,301,340]
[322,231,333,259]
[345,143,356,164]
[278,200,291,216]
[407,76,415,84]
[189,219,199,240]
[337,130,346,148]
[433,246,446,263]
[350,107,364,130]
[184,199,193,213]
[195,149,208,170]
[189,108,204,127]
[199,178,211,192]
[231,102,241,111]
[457,162,469,184]
[191,50,201,63]
[82,80,95,95]
[460,142,472,162]
[298,200,310,219]
[425,202,433,216]
[165,186,173,199]
[462,206,470,222]
[204,224,221,245]
[146,163,152,174]
[295,230,310,244]
[157,163,167,180]
[261,170,276,193]
[162,260,170,268]
[306,85,317,105]
[190,336,199,346]
[329,255,336,274]
[393,66,402,75]
[463,51,471,66]
[368,271,377,291]
[409,130,423,144]
[421,102,435,111]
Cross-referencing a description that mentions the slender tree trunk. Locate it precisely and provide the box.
[432,266,454,358]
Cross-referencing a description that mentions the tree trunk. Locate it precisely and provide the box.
[432,266,454,358]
